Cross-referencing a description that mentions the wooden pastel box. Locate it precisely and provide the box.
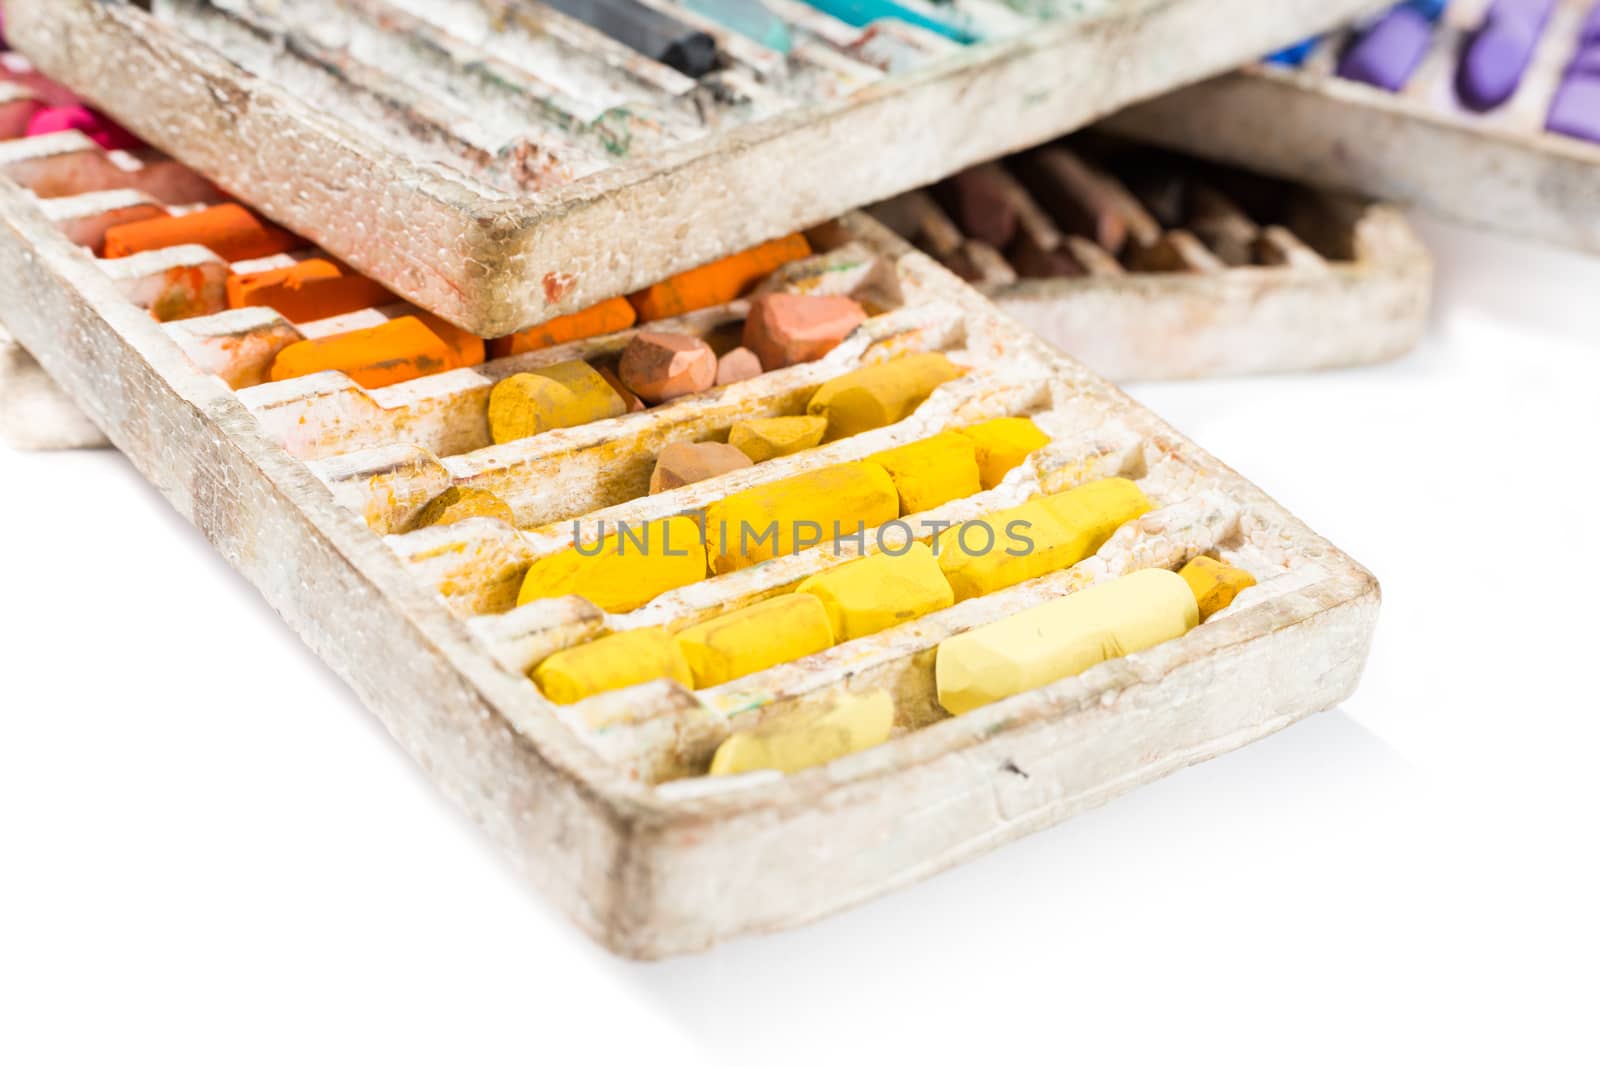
[870,133,1433,380]
[1,0,1386,336]
[1107,0,1600,253]
[0,112,1379,954]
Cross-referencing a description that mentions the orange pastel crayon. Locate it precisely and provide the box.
[226,259,398,323]
[269,316,484,389]
[487,296,637,359]
[626,234,812,322]
[103,203,304,262]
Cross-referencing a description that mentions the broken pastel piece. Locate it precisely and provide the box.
[1267,37,1320,67]
[618,331,718,402]
[714,346,763,385]
[727,414,828,461]
[936,569,1199,715]
[742,293,868,371]
[955,417,1049,490]
[804,351,962,439]
[936,164,1019,249]
[1457,0,1555,112]
[1178,556,1257,620]
[1546,74,1600,142]
[649,441,754,493]
[487,360,628,443]
[407,487,516,531]
[708,690,896,776]
[1336,7,1433,92]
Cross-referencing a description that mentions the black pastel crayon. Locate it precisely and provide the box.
[540,0,719,78]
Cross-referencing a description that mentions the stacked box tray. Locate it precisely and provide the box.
[2,0,1385,335]
[1107,0,1600,253]
[0,116,1379,953]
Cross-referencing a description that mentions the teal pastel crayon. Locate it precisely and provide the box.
[682,0,793,52]
[800,0,977,44]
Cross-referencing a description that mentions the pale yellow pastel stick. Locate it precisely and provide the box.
[675,593,835,688]
[938,477,1151,601]
[709,690,896,776]
[517,515,706,613]
[936,568,1199,715]
[533,627,694,705]
[1179,556,1257,620]
[796,543,955,642]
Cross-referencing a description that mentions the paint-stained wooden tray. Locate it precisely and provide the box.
[1107,0,1600,253]
[0,116,1379,954]
[871,133,1432,380]
[2,0,1385,336]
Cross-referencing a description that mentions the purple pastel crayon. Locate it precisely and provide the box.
[1571,42,1600,77]
[1458,0,1556,111]
[1546,74,1600,142]
[1338,7,1435,91]
[1581,1,1600,46]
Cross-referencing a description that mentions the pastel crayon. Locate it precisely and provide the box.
[936,569,1199,715]
[407,487,516,531]
[627,233,812,321]
[727,414,828,462]
[1567,42,1600,77]
[619,331,718,401]
[488,297,637,358]
[804,351,962,440]
[649,441,753,493]
[1267,38,1320,67]
[714,346,763,386]
[103,203,303,262]
[1178,556,1256,620]
[798,0,976,44]
[518,516,707,612]
[954,417,1050,490]
[25,105,143,152]
[1584,1,1600,45]
[675,593,835,687]
[1546,74,1600,143]
[796,543,954,642]
[742,293,867,370]
[1457,0,1555,112]
[703,462,899,573]
[682,0,793,52]
[488,360,628,443]
[708,690,895,776]
[226,258,397,323]
[269,316,483,388]
[534,627,695,705]
[1337,7,1433,91]
[541,0,720,77]
[867,432,981,515]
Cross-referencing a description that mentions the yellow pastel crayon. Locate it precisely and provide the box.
[517,515,706,613]
[675,593,835,688]
[805,352,962,440]
[867,431,982,515]
[709,690,896,776]
[1179,556,1257,620]
[703,462,898,574]
[534,627,694,705]
[796,543,955,642]
[955,417,1051,489]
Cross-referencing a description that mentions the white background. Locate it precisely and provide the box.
[1,217,1596,1064]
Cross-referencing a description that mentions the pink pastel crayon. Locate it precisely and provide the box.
[26,105,144,151]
